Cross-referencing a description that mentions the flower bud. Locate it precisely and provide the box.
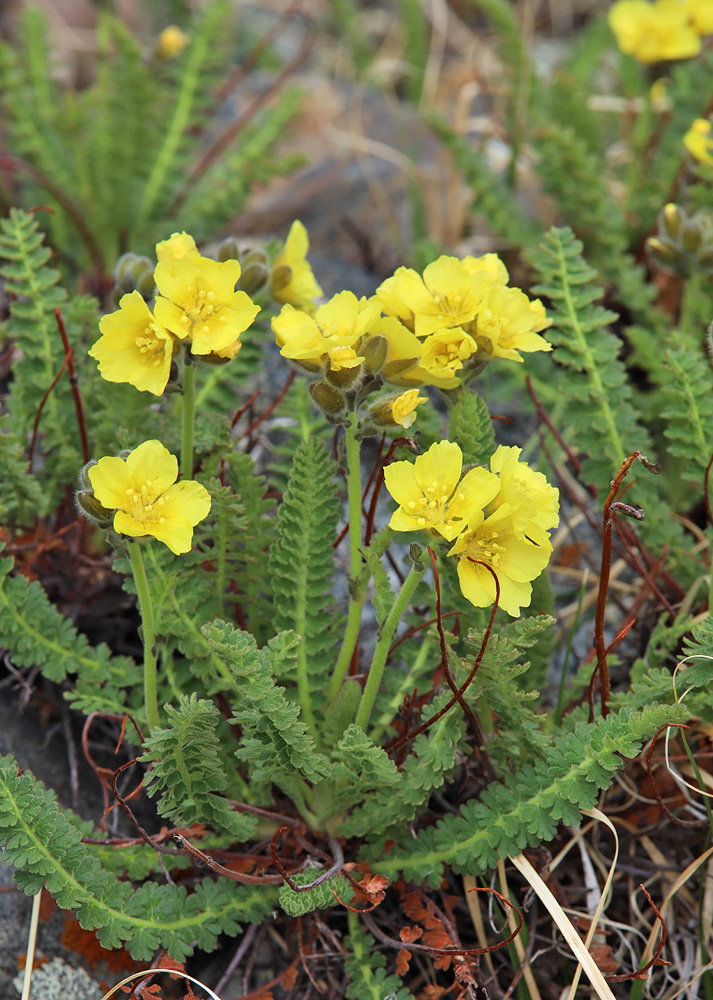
[75,490,116,528]
[270,264,292,294]
[661,203,684,240]
[309,381,346,416]
[238,261,269,296]
[115,253,155,297]
[154,25,190,61]
[409,542,425,568]
[646,237,679,266]
[325,363,363,389]
[682,221,705,253]
[361,336,387,374]
[696,246,713,270]
[217,237,241,262]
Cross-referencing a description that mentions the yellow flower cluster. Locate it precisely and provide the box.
[87,440,211,554]
[608,0,713,63]
[90,232,260,395]
[271,252,551,393]
[384,440,559,616]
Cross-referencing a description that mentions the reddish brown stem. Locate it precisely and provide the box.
[27,351,71,471]
[270,827,344,892]
[173,833,285,884]
[364,436,418,544]
[241,370,295,439]
[0,154,105,277]
[389,561,499,754]
[605,885,671,981]
[594,451,659,719]
[55,308,90,463]
[426,547,491,774]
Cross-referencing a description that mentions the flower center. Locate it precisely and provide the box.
[135,324,167,369]
[123,480,166,525]
[471,530,504,568]
[407,481,464,529]
[179,287,228,337]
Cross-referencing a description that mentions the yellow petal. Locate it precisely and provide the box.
[88,456,131,510]
[384,460,423,511]
[412,440,462,498]
[125,440,178,496]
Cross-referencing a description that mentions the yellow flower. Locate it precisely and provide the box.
[388,389,428,428]
[375,268,418,331]
[461,253,509,285]
[272,291,380,370]
[370,316,424,384]
[154,255,260,356]
[472,285,552,362]
[156,232,200,263]
[418,327,479,386]
[89,291,175,396]
[450,505,553,617]
[88,440,211,554]
[684,118,713,165]
[489,445,559,546]
[608,0,701,62]
[384,440,499,541]
[684,0,713,34]
[380,256,491,338]
[155,25,190,60]
[270,220,323,313]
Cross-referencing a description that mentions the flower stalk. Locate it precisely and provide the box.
[328,416,368,706]
[355,559,426,733]
[128,540,160,733]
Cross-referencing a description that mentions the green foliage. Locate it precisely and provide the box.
[449,389,495,466]
[369,704,688,886]
[342,689,465,839]
[657,328,713,483]
[428,116,540,247]
[329,724,401,812]
[269,437,340,709]
[529,226,650,490]
[0,552,140,710]
[459,616,555,772]
[0,3,302,270]
[140,695,258,839]
[344,920,416,1000]
[0,209,75,500]
[204,620,332,783]
[278,870,355,917]
[0,755,275,960]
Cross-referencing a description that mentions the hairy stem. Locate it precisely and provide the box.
[128,541,160,734]
[355,561,425,733]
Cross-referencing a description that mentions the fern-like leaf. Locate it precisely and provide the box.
[268,437,339,718]
[369,703,688,886]
[203,620,332,784]
[0,756,275,960]
[528,226,651,490]
[449,389,495,467]
[0,553,140,711]
[140,695,257,840]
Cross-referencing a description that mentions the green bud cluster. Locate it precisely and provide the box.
[646,203,713,277]
[114,252,155,301]
[217,238,270,296]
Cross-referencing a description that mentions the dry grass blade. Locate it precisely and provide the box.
[508,853,617,1000]
[101,969,223,1000]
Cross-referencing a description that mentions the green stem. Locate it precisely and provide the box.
[181,353,196,479]
[128,541,160,734]
[328,416,368,705]
[355,562,425,732]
